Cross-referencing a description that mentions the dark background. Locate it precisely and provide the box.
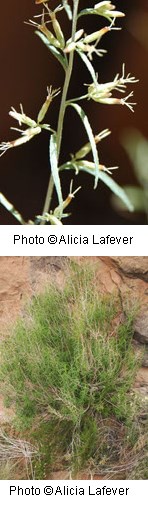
[0,0,148,224]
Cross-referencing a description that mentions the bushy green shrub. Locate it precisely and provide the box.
[0,261,145,478]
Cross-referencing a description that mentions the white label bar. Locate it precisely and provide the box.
[0,480,147,509]
[0,225,147,256]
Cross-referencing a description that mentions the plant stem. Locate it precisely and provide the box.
[66,94,88,104]
[41,0,80,221]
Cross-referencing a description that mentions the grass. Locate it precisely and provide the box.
[0,429,37,479]
[0,261,147,479]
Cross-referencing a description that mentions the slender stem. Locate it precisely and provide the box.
[41,0,80,221]
[56,0,80,159]
[66,94,88,104]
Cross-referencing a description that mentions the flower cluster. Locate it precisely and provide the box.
[0,87,59,157]
[29,2,124,62]
[87,64,139,112]
[93,1,125,22]
[65,25,120,60]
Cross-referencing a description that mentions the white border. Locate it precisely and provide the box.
[0,225,147,256]
[0,480,147,508]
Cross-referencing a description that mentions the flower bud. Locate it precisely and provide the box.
[54,185,81,215]
[64,41,76,53]
[37,87,60,123]
[75,129,110,160]
[83,27,109,44]
[0,126,41,157]
[35,1,50,4]
[95,1,112,7]
[66,29,84,45]
[9,106,37,128]
[52,17,65,49]
[76,41,91,52]
[40,24,61,48]
[94,1,125,20]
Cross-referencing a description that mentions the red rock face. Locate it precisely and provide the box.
[0,257,66,336]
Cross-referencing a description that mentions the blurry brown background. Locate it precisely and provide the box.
[0,0,148,224]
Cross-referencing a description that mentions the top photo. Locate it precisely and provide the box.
[0,0,148,225]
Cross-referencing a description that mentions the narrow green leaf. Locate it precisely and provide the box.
[68,103,99,188]
[62,0,72,20]
[111,186,145,212]
[35,31,68,71]
[78,8,95,19]
[98,172,134,211]
[48,157,134,212]
[74,162,134,212]
[0,193,26,224]
[76,49,98,85]
[49,134,63,211]
[78,8,112,22]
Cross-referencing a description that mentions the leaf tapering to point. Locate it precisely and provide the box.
[49,134,63,212]
[35,31,68,71]
[67,102,100,188]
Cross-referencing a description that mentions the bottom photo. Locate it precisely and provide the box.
[0,256,147,481]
